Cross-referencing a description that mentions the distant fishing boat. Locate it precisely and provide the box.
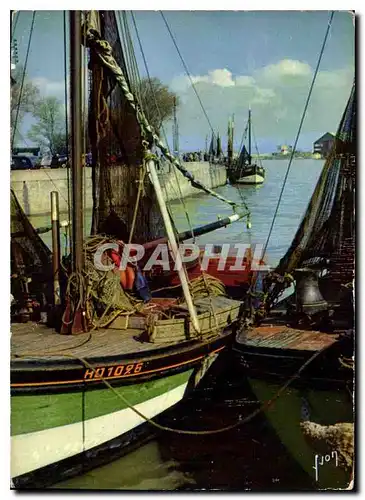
[228,109,265,185]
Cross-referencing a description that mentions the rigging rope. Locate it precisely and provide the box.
[237,121,249,158]
[85,25,246,213]
[130,10,196,240]
[159,11,216,139]
[11,11,36,150]
[251,124,263,169]
[13,342,330,436]
[11,11,20,43]
[256,11,335,276]
[117,12,193,247]
[63,11,72,236]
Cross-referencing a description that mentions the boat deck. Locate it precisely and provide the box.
[236,319,339,352]
[11,295,241,362]
[10,322,180,361]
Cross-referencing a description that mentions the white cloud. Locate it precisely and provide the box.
[31,77,69,99]
[207,69,235,87]
[172,68,236,91]
[235,75,255,87]
[258,59,312,81]
[171,59,354,144]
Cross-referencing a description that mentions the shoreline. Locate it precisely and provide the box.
[11,161,227,217]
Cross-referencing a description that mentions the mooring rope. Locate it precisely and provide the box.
[13,343,329,436]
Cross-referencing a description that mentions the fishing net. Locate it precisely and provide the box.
[10,189,53,302]
[275,82,355,294]
[87,11,165,244]
[82,235,140,328]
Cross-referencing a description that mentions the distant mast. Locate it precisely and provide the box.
[216,132,222,158]
[172,96,179,157]
[248,108,252,163]
[232,114,235,155]
[11,11,18,85]
[227,114,234,166]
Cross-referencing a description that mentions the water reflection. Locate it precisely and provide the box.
[54,353,320,491]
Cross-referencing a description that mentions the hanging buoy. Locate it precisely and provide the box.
[119,270,127,289]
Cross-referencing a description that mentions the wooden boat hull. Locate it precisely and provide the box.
[232,165,265,185]
[248,378,353,489]
[11,329,232,488]
[149,246,262,298]
[236,173,264,185]
[233,325,353,389]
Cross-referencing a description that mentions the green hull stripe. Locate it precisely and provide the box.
[12,370,193,436]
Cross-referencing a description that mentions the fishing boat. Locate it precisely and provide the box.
[228,109,265,185]
[233,79,355,489]
[10,10,250,488]
[233,81,355,387]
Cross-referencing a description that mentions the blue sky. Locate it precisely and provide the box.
[13,10,355,152]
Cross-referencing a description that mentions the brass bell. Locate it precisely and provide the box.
[294,268,328,316]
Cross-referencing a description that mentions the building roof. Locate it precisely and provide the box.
[314,132,336,145]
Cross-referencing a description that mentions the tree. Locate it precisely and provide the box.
[11,66,40,142]
[137,77,179,133]
[27,96,67,155]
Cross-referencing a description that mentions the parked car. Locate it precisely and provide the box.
[27,155,41,168]
[11,155,40,171]
[50,154,69,168]
[58,154,69,167]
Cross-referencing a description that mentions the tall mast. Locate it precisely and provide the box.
[232,113,235,152]
[172,96,179,157]
[227,114,234,166]
[248,108,252,162]
[70,11,84,273]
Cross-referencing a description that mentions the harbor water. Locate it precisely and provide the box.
[29,159,350,491]
[30,159,324,268]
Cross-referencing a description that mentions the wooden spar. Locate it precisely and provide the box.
[146,157,201,334]
[70,11,84,273]
[248,108,252,161]
[61,11,87,334]
[173,96,179,156]
[50,192,61,306]
[143,212,246,250]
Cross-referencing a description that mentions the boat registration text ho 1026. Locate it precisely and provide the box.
[84,363,144,380]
